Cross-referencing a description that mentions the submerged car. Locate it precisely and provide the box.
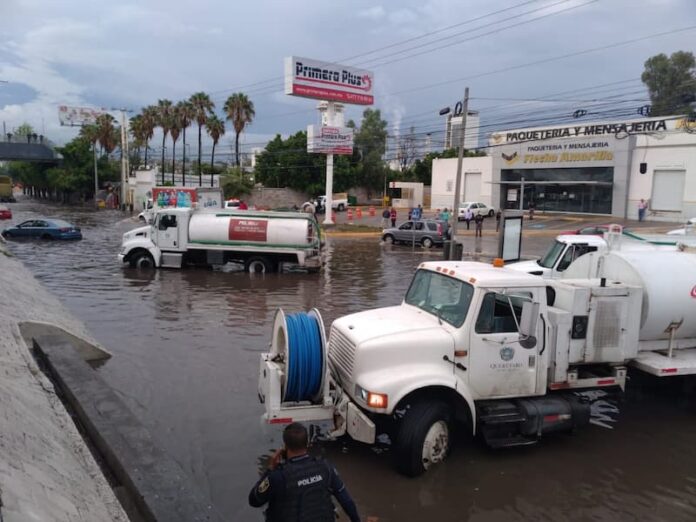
[0,205,11,220]
[382,219,449,248]
[2,218,82,240]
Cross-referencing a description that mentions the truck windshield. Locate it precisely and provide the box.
[404,270,474,327]
[538,240,566,268]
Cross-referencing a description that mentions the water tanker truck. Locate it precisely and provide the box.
[258,248,696,476]
[119,207,322,272]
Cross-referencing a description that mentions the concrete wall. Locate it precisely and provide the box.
[0,241,128,522]
[431,156,493,210]
[245,187,309,209]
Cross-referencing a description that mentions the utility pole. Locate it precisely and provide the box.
[323,102,335,226]
[449,87,469,260]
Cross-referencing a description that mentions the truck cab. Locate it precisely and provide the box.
[508,235,607,278]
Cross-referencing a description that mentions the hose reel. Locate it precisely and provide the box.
[271,308,327,404]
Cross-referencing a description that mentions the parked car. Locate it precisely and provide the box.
[2,219,82,240]
[224,198,241,209]
[561,224,612,236]
[457,202,495,220]
[382,219,449,248]
[0,205,11,220]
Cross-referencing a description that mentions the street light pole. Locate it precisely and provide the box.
[450,87,469,260]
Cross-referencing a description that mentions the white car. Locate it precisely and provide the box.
[667,217,696,235]
[457,202,495,220]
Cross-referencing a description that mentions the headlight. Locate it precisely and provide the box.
[354,384,388,409]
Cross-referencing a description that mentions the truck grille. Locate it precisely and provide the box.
[328,328,356,381]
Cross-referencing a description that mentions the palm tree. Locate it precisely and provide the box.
[129,115,146,167]
[79,124,100,201]
[156,99,173,184]
[175,101,194,185]
[170,111,181,184]
[189,92,214,185]
[206,115,225,187]
[141,106,158,168]
[223,93,255,167]
[95,114,118,154]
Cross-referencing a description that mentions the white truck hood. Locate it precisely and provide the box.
[506,259,548,277]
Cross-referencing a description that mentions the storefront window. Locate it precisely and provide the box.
[501,167,613,214]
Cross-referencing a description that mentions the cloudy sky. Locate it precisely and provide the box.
[1,0,695,158]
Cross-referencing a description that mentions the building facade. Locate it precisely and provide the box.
[432,115,696,221]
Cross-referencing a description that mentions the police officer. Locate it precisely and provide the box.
[249,422,361,522]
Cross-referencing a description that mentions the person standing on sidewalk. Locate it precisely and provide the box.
[528,200,535,220]
[381,208,390,228]
[464,207,473,230]
[638,199,647,221]
[390,207,397,227]
[474,213,484,238]
[495,210,502,232]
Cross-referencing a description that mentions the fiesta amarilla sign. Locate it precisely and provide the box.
[284,56,374,105]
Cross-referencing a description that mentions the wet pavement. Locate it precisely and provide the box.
[3,197,696,521]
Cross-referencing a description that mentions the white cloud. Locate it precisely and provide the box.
[358,5,386,20]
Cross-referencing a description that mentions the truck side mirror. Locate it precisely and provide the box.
[519,301,539,349]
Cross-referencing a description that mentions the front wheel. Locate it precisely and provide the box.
[130,251,155,269]
[394,401,451,477]
[245,256,276,273]
[382,234,395,244]
[422,237,434,249]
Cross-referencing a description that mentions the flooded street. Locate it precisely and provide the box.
[5,197,696,522]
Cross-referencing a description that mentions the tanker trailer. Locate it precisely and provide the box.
[119,208,322,273]
[563,249,696,374]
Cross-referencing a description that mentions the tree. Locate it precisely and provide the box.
[156,99,173,184]
[176,100,194,183]
[14,122,35,138]
[351,108,389,195]
[95,114,118,154]
[255,131,325,192]
[397,126,418,173]
[169,108,181,184]
[140,106,158,168]
[223,92,255,167]
[129,114,145,167]
[189,92,215,185]
[206,115,225,187]
[220,166,254,199]
[642,51,696,116]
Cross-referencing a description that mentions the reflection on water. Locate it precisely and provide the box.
[5,198,696,521]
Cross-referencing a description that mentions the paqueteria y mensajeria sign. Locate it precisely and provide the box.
[285,56,374,105]
[307,125,354,155]
[491,118,670,145]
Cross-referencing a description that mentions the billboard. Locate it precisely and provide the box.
[58,105,106,126]
[307,125,354,155]
[153,187,198,208]
[285,56,373,105]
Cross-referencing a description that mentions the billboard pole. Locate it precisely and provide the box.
[323,101,335,226]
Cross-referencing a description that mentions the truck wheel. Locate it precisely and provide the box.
[394,401,451,477]
[130,251,155,269]
[337,203,345,211]
[245,256,275,273]
[383,234,395,244]
[422,237,434,248]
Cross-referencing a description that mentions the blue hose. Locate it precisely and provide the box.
[284,312,324,402]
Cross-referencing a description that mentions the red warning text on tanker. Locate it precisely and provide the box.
[228,219,268,242]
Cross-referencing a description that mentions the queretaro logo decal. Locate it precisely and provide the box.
[500,346,515,361]
[502,152,519,165]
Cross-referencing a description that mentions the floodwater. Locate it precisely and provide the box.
[4,197,696,522]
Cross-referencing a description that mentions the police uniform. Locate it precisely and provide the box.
[249,453,360,522]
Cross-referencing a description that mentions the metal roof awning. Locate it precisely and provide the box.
[489,180,613,186]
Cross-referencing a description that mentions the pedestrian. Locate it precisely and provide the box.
[441,207,450,224]
[415,204,423,220]
[390,207,397,227]
[464,207,473,230]
[495,210,502,232]
[638,198,647,222]
[381,207,390,228]
[249,422,361,522]
[474,212,484,238]
[239,200,248,210]
[528,200,535,220]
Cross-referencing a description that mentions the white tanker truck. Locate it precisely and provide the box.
[119,208,322,272]
[258,248,696,476]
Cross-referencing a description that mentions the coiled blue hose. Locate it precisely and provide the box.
[284,312,324,402]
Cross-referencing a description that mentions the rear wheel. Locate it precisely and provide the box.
[245,256,276,273]
[130,251,155,269]
[394,401,451,477]
[488,209,495,217]
[383,234,395,244]
[337,203,345,211]
[422,237,434,249]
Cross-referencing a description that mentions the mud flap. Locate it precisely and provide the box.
[347,402,376,444]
